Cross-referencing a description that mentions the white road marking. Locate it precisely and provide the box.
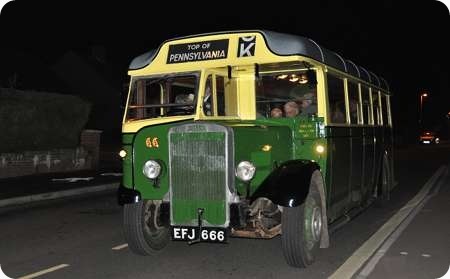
[421,254,431,258]
[329,165,447,279]
[112,244,128,250]
[399,251,408,256]
[51,177,94,183]
[17,264,69,279]
[100,173,123,177]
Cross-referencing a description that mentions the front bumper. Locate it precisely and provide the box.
[117,184,247,229]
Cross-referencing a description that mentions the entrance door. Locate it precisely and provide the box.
[326,74,351,218]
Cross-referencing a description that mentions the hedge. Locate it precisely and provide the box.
[0,88,91,153]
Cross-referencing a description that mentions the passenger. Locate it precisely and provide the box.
[349,98,358,123]
[331,102,346,123]
[297,92,317,116]
[270,107,283,118]
[284,101,299,118]
[175,93,194,105]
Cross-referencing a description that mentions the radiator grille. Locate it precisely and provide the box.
[169,124,232,226]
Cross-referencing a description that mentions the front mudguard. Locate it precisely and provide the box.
[118,184,142,205]
[250,160,320,207]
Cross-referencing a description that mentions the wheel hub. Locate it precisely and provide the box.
[310,207,322,241]
[144,201,165,234]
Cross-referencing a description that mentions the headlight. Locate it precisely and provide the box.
[143,160,161,179]
[118,149,127,158]
[236,161,256,182]
[315,144,325,154]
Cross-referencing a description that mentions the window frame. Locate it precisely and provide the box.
[360,85,373,125]
[345,79,363,125]
[255,63,319,119]
[325,72,347,125]
[370,88,382,126]
[125,71,200,122]
[198,68,241,120]
[380,92,392,127]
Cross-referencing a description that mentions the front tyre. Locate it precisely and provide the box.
[281,191,322,268]
[123,199,169,255]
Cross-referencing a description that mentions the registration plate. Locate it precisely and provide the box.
[171,227,227,243]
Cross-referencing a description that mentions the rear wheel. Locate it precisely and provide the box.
[378,155,391,201]
[123,199,169,255]
[281,191,322,267]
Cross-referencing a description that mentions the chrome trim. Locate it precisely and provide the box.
[168,122,234,227]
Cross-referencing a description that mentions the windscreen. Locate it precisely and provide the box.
[126,73,199,121]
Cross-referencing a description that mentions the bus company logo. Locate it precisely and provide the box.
[238,36,256,57]
[186,124,206,132]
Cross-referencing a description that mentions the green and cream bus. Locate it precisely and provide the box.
[118,30,394,267]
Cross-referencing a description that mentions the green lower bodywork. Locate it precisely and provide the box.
[122,116,327,226]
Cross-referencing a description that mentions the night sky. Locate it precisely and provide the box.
[1,0,449,143]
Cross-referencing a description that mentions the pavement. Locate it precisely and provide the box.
[0,144,122,208]
[0,167,121,208]
[365,166,450,279]
[333,163,450,279]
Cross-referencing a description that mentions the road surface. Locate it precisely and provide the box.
[1,143,449,279]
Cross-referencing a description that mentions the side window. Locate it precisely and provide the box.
[386,95,392,126]
[327,74,346,124]
[255,65,317,118]
[381,93,390,126]
[361,86,371,124]
[131,80,162,119]
[348,82,360,124]
[216,76,226,116]
[203,73,237,117]
[127,75,196,121]
[203,75,213,116]
[372,90,381,125]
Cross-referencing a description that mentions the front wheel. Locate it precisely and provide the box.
[281,191,322,268]
[123,200,169,255]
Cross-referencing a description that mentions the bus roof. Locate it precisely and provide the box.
[129,30,390,92]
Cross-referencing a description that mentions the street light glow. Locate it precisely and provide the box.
[418,91,429,128]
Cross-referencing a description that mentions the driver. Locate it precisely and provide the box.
[169,93,194,115]
[175,94,194,107]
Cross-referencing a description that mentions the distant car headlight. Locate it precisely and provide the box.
[143,160,161,179]
[236,161,256,182]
